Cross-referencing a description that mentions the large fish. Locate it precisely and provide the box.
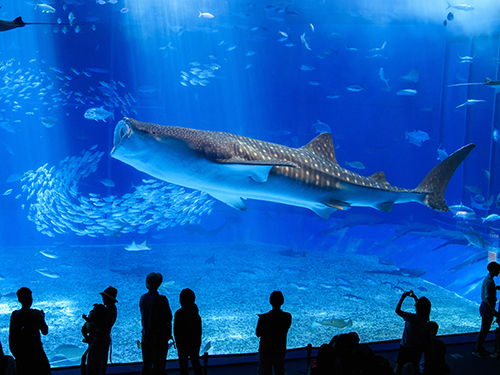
[111,118,475,219]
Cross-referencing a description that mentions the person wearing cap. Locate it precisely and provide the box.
[256,291,292,375]
[8,287,51,375]
[140,272,172,375]
[87,286,118,375]
[473,261,500,359]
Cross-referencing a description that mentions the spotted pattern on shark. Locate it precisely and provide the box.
[112,118,475,218]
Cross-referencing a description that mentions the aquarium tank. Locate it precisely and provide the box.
[0,0,499,368]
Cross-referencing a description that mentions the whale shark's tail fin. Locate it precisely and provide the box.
[414,143,475,212]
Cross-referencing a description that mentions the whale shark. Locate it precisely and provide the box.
[111,117,475,219]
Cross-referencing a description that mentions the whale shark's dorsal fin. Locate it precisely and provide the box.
[369,171,390,185]
[300,132,338,164]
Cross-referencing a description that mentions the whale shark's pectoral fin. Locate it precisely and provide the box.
[208,191,247,211]
[217,158,299,183]
[313,200,351,220]
[374,202,394,212]
[312,206,337,220]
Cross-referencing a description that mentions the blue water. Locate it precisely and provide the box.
[0,0,499,367]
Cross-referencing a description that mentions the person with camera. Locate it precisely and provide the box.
[394,290,431,375]
[9,287,51,375]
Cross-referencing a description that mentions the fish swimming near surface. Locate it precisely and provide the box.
[111,118,475,219]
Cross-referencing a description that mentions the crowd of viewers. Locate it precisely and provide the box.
[2,262,499,375]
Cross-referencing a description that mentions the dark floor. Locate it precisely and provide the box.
[53,332,498,375]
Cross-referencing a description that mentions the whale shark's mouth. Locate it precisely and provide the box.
[111,119,132,154]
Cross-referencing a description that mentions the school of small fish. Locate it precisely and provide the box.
[180,61,221,87]
[8,149,214,238]
[0,57,137,135]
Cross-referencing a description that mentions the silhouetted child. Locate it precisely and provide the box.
[473,261,500,358]
[256,291,292,375]
[421,321,450,375]
[174,288,202,375]
[85,286,118,375]
[140,272,172,375]
[394,290,431,375]
[9,287,51,375]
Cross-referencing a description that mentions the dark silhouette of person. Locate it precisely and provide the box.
[86,286,118,375]
[256,291,292,375]
[140,272,172,375]
[8,287,51,375]
[394,290,431,375]
[173,288,202,375]
[473,261,500,358]
[0,340,15,375]
[421,321,450,375]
